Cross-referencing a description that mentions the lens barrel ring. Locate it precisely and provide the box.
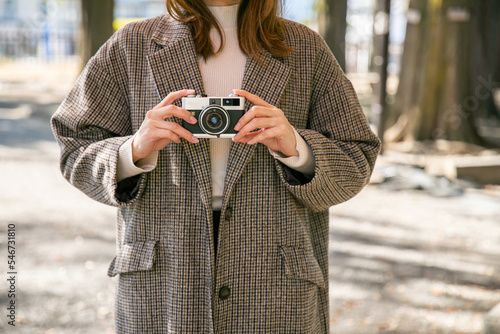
[199,105,230,136]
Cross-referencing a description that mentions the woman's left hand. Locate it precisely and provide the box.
[232,89,298,157]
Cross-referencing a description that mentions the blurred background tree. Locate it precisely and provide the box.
[385,0,500,147]
[80,0,114,69]
[317,0,347,72]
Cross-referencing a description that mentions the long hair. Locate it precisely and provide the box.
[165,0,293,60]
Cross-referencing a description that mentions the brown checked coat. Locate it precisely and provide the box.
[51,13,380,334]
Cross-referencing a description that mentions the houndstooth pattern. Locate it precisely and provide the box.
[51,13,380,334]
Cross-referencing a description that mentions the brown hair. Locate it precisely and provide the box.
[165,0,293,60]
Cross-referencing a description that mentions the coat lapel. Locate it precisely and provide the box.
[147,17,213,212]
[222,52,290,212]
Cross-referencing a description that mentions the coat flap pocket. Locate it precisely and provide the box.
[107,240,159,277]
[279,245,326,289]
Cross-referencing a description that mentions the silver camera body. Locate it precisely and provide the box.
[181,95,246,138]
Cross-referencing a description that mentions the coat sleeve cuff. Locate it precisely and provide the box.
[117,137,159,182]
[268,128,316,178]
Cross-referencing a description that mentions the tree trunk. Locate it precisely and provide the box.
[371,0,391,150]
[80,0,114,70]
[386,0,487,145]
[384,0,425,141]
[317,0,347,72]
[471,0,500,120]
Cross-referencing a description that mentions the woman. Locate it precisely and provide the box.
[51,0,380,332]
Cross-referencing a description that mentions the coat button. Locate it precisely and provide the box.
[225,207,232,220]
[219,286,231,300]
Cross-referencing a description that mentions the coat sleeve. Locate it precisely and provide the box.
[51,34,147,207]
[274,37,381,212]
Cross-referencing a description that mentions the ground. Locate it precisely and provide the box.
[1,61,499,334]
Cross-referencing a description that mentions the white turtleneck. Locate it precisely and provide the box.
[201,5,245,210]
[117,4,316,210]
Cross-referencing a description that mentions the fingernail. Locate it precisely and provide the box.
[234,123,241,131]
[190,116,197,123]
[192,136,199,143]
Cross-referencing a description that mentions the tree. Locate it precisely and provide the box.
[371,0,391,145]
[317,0,347,72]
[472,1,500,121]
[80,0,114,70]
[385,0,500,146]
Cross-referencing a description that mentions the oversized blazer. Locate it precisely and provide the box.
[51,12,380,334]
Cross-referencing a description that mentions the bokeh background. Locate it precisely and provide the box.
[1,0,500,333]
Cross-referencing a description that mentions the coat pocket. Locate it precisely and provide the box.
[107,240,159,277]
[279,245,327,290]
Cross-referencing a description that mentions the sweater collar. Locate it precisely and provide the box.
[207,4,239,29]
[151,5,239,47]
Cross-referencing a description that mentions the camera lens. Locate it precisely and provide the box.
[208,114,221,128]
[199,106,230,135]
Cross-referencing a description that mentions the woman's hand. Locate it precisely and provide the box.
[232,89,298,157]
[132,89,199,163]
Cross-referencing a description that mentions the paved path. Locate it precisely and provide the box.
[1,62,500,334]
[329,184,500,334]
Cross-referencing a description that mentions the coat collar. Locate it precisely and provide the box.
[150,14,192,47]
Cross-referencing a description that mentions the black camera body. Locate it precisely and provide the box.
[181,95,245,138]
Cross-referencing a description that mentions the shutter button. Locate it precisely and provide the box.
[219,286,231,300]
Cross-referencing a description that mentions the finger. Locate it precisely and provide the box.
[234,106,276,131]
[137,128,180,146]
[154,128,181,144]
[233,89,273,108]
[247,128,278,145]
[234,117,276,139]
[156,89,195,109]
[149,105,197,124]
[231,129,263,143]
[141,120,198,144]
[157,121,199,143]
[155,89,195,109]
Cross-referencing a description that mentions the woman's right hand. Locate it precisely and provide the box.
[132,89,199,163]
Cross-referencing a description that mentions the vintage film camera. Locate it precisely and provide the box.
[181,95,245,138]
